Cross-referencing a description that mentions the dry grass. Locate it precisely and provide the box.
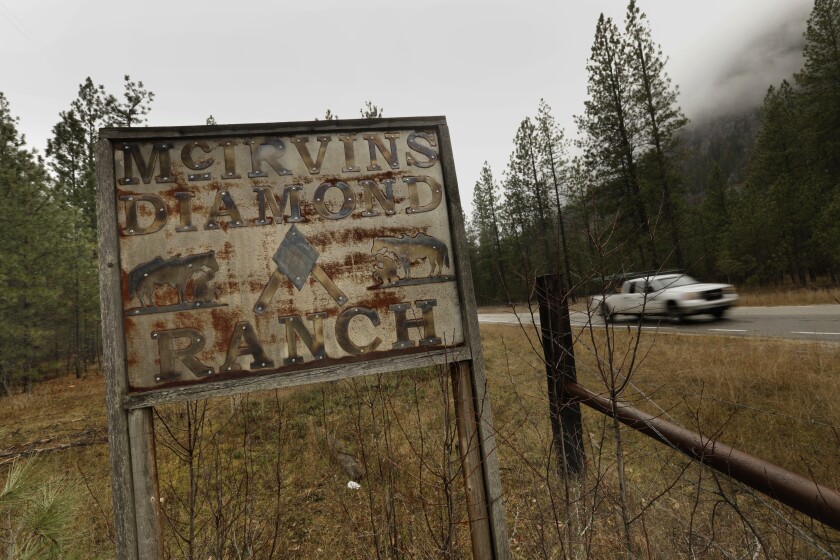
[151,372,473,559]
[736,286,840,307]
[1,326,838,558]
[0,372,106,449]
[482,322,840,558]
[0,373,114,557]
[481,323,840,482]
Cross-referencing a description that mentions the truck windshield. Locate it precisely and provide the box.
[659,275,698,288]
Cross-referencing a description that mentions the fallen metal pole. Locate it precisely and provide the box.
[564,381,840,531]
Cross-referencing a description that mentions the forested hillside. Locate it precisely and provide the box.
[467,0,840,305]
[679,109,762,197]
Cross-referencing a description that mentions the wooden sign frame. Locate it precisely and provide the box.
[96,117,509,559]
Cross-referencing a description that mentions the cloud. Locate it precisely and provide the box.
[685,4,811,122]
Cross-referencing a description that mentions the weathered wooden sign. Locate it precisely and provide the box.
[108,121,471,400]
[97,117,508,560]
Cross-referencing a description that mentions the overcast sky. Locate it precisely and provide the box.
[0,0,813,213]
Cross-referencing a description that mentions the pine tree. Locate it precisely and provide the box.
[471,163,507,301]
[359,101,383,119]
[498,166,538,299]
[795,0,840,281]
[48,76,155,228]
[46,77,109,230]
[625,0,688,269]
[740,82,815,284]
[0,459,82,558]
[46,109,91,225]
[795,0,840,174]
[508,117,554,273]
[472,163,504,261]
[0,93,80,386]
[576,14,658,270]
[699,163,729,277]
[535,100,575,294]
[46,75,154,377]
[105,75,155,127]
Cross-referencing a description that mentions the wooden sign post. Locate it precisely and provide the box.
[96,117,510,559]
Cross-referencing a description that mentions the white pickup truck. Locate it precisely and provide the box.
[589,273,738,321]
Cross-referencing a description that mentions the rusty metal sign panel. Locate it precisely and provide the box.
[101,118,468,396]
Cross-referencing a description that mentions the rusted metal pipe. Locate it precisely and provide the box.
[564,382,840,531]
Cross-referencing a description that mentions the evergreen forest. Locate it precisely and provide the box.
[1,0,838,391]
[467,0,840,304]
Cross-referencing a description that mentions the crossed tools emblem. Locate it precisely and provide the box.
[254,225,348,315]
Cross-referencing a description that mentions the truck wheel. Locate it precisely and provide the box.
[666,301,683,323]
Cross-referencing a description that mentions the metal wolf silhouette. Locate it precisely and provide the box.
[371,234,449,278]
[128,251,219,308]
[372,254,400,285]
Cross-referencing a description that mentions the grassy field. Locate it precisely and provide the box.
[736,285,839,307]
[1,323,838,558]
[483,322,840,558]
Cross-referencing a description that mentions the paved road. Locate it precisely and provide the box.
[477,305,840,342]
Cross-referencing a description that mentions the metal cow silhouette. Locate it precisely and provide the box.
[371,233,449,278]
[128,251,219,308]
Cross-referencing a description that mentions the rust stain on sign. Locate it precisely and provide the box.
[110,127,464,391]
